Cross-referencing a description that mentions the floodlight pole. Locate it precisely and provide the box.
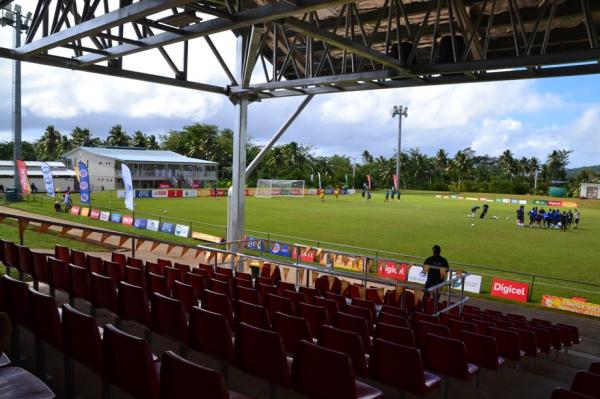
[392,105,408,199]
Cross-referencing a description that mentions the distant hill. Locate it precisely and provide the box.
[567,165,600,177]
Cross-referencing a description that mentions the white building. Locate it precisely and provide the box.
[62,147,218,190]
[0,161,76,192]
[580,183,600,199]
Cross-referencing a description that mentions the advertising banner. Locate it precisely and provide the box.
[542,295,600,317]
[78,161,91,205]
[183,190,198,197]
[210,189,226,197]
[562,201,578,208]
[447,272,483,294]
[270,242,291,257]
[135,190,153,198]
[146,219,160,232]
[70,206,80,216]
[175,224,190,238]
[191,231,224,243]
[518,199,527,205]
[308,189,318,195]
[490,278,529,302]
[407,266,428,284]
[90,209,100,219]
[377,261,410,281]
[495,198,503,203]
[246,237,265,251]
[16,160,31,195]
[122,164,134,211]
[121,215,134,226]
[291,246,317,263]
[99,211,110,222]
[548,201,562,207]
[160,222,176,234]
[40,162,55,197]
[80,208,90,217]
[116,191,125,198]
[134,218,147,229]
[332,254,364,272]
[159,183,170,188]
[532,199,548,205]
[168,189,183,198]
[152,189,168,198]
[111,213,122,223]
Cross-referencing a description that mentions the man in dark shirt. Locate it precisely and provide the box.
[424,245,449,290]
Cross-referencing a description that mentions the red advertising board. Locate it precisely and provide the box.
[70,206,81,216]
[490,278,529,302]
[377,261,410,281]
[159,183,170,188]
[89,209,101,219]
[291,246,317,263]
[121,215,134,226]
[168,189,183,198]
[548,201,562,207]
[16,160,31,195]
[211,189,226,197]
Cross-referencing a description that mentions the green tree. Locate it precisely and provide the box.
[145,135,160,150]
[35,125,63,161]
[130,130,148,148]
[70,127,101,147]
[106,124,131,147]
[450,147,475,191]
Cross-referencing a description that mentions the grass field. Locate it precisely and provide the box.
[7,190,600,303]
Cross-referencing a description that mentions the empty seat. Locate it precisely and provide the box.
[87,255,104,275]
[318,325,368,377]
[380,304,408,318]
[54,245,70,263]
[236,300,271,329]
[157,258,172,269]
[558,323,581,344]
[369,338,441,397]
[70,250,87,268]
[528,325,552,354]
[365,288,384,305]
[292,340,384,399]
[461,331,505,370]
[173,263,191,275]
[284,290,308,314]
[173,280,198,313]
[277,282,296,296]
[334,312,371,353]
[236,286,261,305]
[234,277,253,289]
[314,275,341,295]
[235,272,252,281]
[374,323,416,347]
[590,362,600,375]
[202,289,234,329]
[186,271,207,298]
[165,267,184,291]
[415,321,450,348]
[266,293,294,318]
[257,283,278,304]
[272,312,312,354]
[1,275,30,327]
[117,281,150,327]
[160,350,247,399]
[16,244,34,277]
[151,293,188,342]
[325,291,347,311]
[197,263,215,277]
[488,327,525,361]
[571,371,600,398]
[68,264,91,301]
[352,297,377,321]
[216,267,233,276]
[188,307,234,363]
[299,302,330,338]
[49,257,69,293]
[473,319,496,335]
[448,319,477,340]
[313,296,339,321]
[299,286,318,303]
[210,278,233,298]
[148,272,169,296]
[104,260,123,285]
[28,288,63,350]
[32,252,51,286]
[345,304,374,328]
[127,257,144,269]
[414,312,439,325]
[62,303,102,374]
[125,266,146,288]
[551,387,597,399]
[234,322,291,387]
[111,252,127,267]
[509,327,540,357]
[423,334,479,380]
[103,324,159,399]
[90,272,118,313]
[377,312,409,328]
[146,261,165,276]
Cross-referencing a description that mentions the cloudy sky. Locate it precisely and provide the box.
[1,12,600,168]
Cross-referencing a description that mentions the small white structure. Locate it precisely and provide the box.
[580,183,600,199]
[62,147,218,190]
[0,161,76,192]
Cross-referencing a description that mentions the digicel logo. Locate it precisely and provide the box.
[491,278,528,302]
[494,282,525,296]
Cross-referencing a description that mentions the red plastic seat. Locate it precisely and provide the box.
[210,278,233,298]
[117,281,150,327]
[314,275,341,295]
[298,286,318,303]
[173,280,198,313]
[485,309,503,317]
[374,323,416,347]
[89,272,118,313]
[111,252,127,267]
[345,304,374,328]
[508,327,540,357]
[461,331,505,370]
[351,297,377,321]
[528,325,552,354]
[415,320,450,348]
[202,289,234,329]
[272,311,312,354]
[234,322,291,387]
[423,333,479,380]
[334,312,371,353]
[216,267,233,276]
[556,324,573,348]
[257,283,278,304]
[160,350,247,399]
[277,281,296,296]
[414,312,439,325]
[32,252,51,285]
[104,260,123,285]
[68,264,90,301]
[103,324,159,399]
[462,313,482,322]
[236,286,261,305]
[16,244,33,277]
[186,271,208,298]
[174,263,191,275]
[473,319,496,335]
[165,267,184,291]
[284,290,308,314]
[188,307,234,363]
[146,261,165,276]
[313,296,339,321]
[151,292,188,342]
[558,323,581,344]
[236,300,271,329]
[49,257,69,293]
[380,304,408,318]
[590,362,600,375]
[62,304,102,374]
[448,319,477,340]
[369,338,441,397]
[324,291,347,311]
[54,245,70,263]
[292,340,383,399]
[235,272,252,281]
[463,305,481,315]
[298,302,330,337]
[377,312,409,328]
[148,272,169,296]
[440,312,462,325]
[266,293,294,318]
[488,327,525,361]
[28,288,63,350]
[197,263,215,277]
[157,258,172,269]
[365,288,384,305]
[234,277,253,289]
[125,266,146,288]
[551,387,597,399]
[1,275,30,327]
[70,250,87,268]
[318,325,368,377]
[86,255,104,275]
[127,257,144,269]
[571,371,600,398]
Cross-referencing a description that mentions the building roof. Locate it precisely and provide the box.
[65,147,217,165]
[0,161,76,177]
[0,161,67,168]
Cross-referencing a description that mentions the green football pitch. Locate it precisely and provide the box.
[8,191,600,303]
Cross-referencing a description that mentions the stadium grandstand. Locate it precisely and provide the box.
[0,161,75,192]
[1,0,600,398]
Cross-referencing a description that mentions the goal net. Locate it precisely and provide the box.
[255,179,305,198]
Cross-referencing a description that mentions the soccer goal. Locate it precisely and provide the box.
[255,179,305,198]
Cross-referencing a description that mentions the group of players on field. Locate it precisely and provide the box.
[516,206,580,231]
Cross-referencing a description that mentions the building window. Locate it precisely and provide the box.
[99,162,102,165]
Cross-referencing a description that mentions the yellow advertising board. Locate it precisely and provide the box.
[332,253,364,272]
[541,295,600,317]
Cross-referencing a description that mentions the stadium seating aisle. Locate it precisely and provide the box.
[0,241,595,399]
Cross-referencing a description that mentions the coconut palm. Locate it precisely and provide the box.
[106,124,131,147]
[35,125,62,161]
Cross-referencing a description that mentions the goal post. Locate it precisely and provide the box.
[255,179,305,198]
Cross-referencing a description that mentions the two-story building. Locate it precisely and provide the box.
[62,147,217,190]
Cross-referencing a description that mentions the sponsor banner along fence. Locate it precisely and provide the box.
[146,219,160,232]
[117,187,354,198]
[121,215,134,226]
[134,218,147,229]
[437,194,579,208]
[111,213,122,223]
[376,260,410,281]
[70,206,80,216]
[542,295,600,317]
[490,277,529,302]
[99,211,110,222]
[175,224,190,238]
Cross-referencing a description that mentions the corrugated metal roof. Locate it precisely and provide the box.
[71,147,217,165]
[0,170,76,177]
[0,161,67,167]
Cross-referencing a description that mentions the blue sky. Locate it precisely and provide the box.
[1,22,599,168]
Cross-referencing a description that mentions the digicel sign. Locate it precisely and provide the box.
[490,278,529,302]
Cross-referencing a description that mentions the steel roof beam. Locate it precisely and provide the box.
[15,0,192,57]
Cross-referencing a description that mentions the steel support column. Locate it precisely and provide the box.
[12,8,22,193]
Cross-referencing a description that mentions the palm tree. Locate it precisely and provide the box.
[434,149,449,180]
[529,157,541,189]
[70,127,95,147]
[106,124,131,147]
[130,130,148,148]
[35,125,62,161]
[145,135,160,150]
[498,149,515,180]
[451,148,474,191]
[361,150,373,164]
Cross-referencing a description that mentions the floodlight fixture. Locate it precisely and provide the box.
[392,105,408,118]
[391,105,408,199]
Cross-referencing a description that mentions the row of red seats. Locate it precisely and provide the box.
[0,275,247,399]
[551,362,600,398]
